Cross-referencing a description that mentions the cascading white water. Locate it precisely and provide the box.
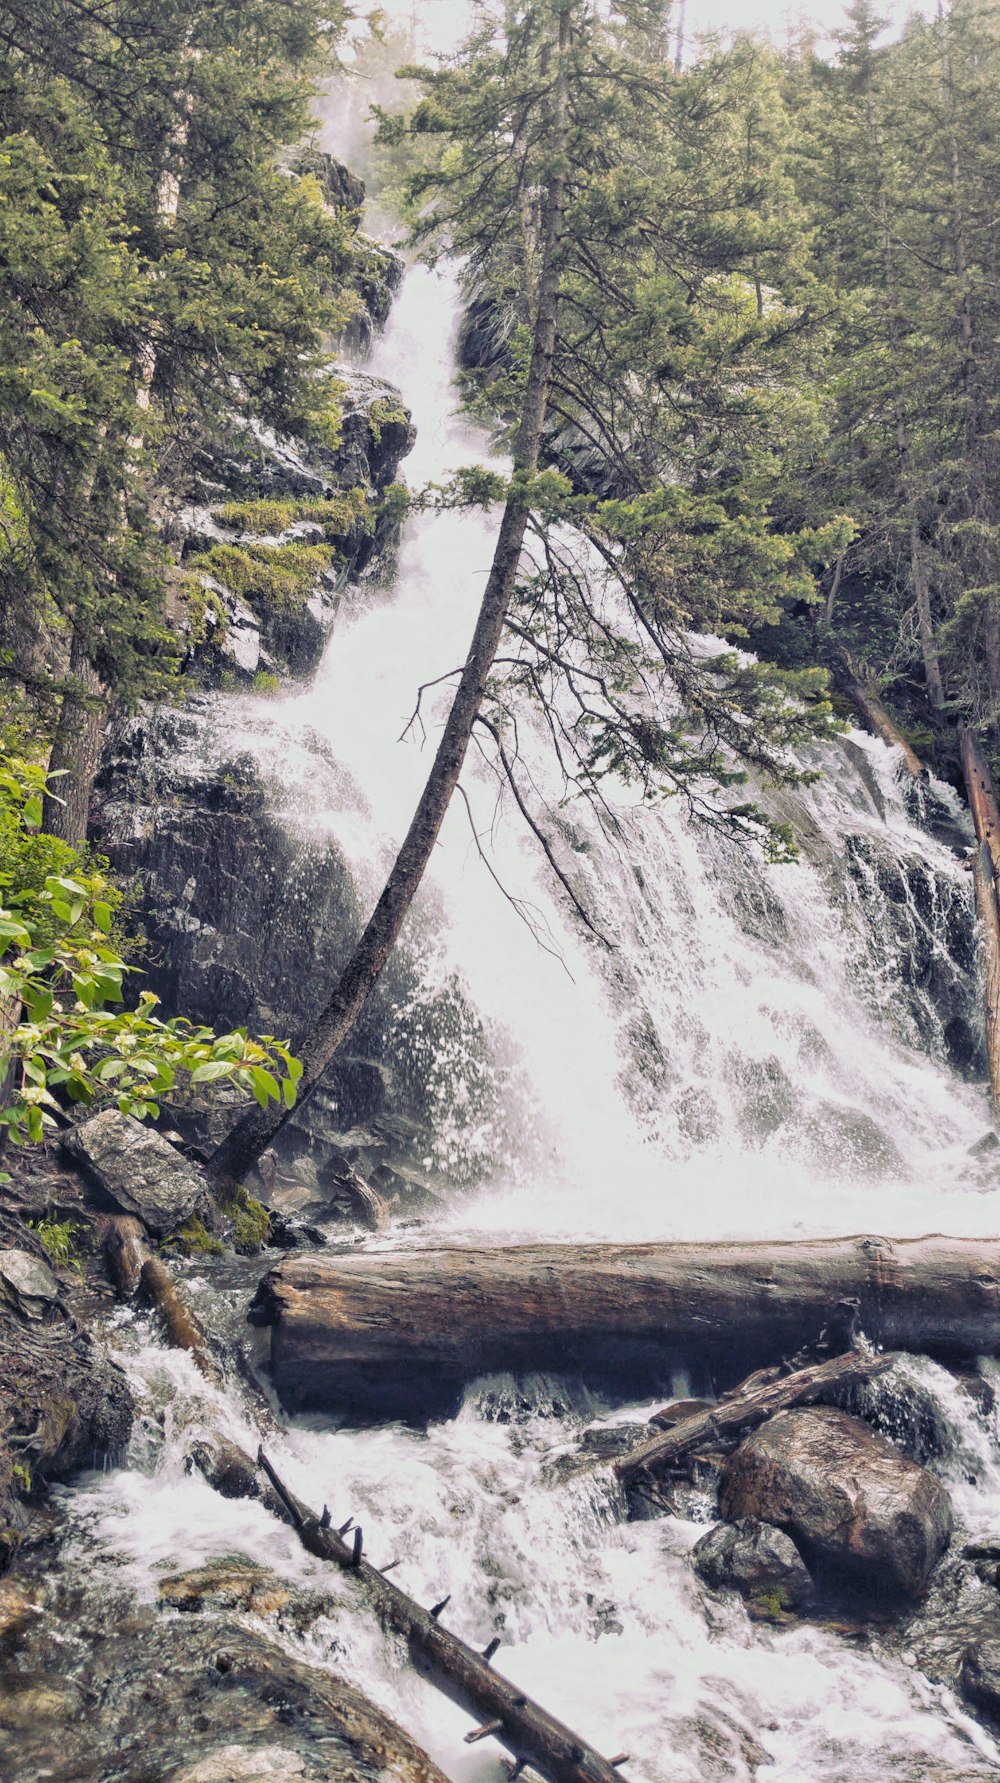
[54,36,1000,1780]
[211,255,993,1244]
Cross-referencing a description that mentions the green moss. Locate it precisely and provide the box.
[188,542,335,614]
[251,670,282,697]
[210,488,372,541]
[219,1185,271,1255]
[162,1215,225,1257]
[183,572,229,647]
[367,397,409,446]
[11,1461,31,1495]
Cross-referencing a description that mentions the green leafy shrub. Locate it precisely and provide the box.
[251,671,282,697]
[0,755,302,1144]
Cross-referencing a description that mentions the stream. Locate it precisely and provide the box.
[40,85,1000,1783]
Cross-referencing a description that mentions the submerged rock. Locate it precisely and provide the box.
[960,1641,1000,1728]
[159,1558,291,1617]
[692,1518,815,1608]
[720,1406,952,1597]
[62,1109,207,1238]
[0,1603,449,1783]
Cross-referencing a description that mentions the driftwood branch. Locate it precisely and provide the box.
[255,1448,629,1783]
[615,1348,895,1486]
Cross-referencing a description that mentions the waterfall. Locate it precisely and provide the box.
[46,40,1000,1782]
[213,256,991,1245]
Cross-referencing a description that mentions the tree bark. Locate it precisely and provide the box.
[831,646,923,776]
[248,1235,1000,1421]
[208,6,573,1191]
[614,1347,894,1486]
[958,723,1000,1114]
[42,631,106,844]
[254,1448,630,1783]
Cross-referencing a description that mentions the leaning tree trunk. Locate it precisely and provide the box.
[208,9,573,1191]
[831,646,923,776]
[248,1234,1000,1420]
[42,631,106,844]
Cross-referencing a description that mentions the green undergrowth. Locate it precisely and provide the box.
[27,1216,85,1276]
[210,488,371,539]
[188,542,335,613]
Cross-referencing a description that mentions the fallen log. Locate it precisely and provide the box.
[255,1448,629,1783]
[958,725,1000,1115]
[140,1256,223,1384]
[98,1213,147,1300]
[832,648,923,777]
[250,1236,1000,1420]
[99,1212,223,1385]
[615,1348,894,1487]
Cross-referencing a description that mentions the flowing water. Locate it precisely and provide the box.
[54,117,1000,1783]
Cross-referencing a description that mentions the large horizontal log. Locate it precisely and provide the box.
[250,1235,1000,1420]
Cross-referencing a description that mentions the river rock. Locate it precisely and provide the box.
[692,1517,815,1608]
[62,1109,207,1237]
[959,1641,1000,1726]
[720,1405,953,1596]
[0,1250,61,1318]
[159,1558,291,1617]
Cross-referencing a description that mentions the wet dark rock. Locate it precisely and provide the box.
[322,367,415,497]
[0,1593,449,1783]
[960,1641,1000,1726]
[0,1286,132,1566]
[692,1518,815,1609]
[62,1109,208,1238]
[796,1101,905,1180]
[720,1406,953,1597]
[290,146,365,213]
[897,1548,1000,1695]
[344,237,406,355]
[650,1398,716,1430]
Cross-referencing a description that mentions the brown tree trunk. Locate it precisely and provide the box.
[249,1235,1000,1421]
[208,7,573,1191]
[958,723,1000,1114]
[831,646,923,776]
[42,631,107,844]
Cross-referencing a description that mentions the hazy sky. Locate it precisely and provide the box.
[376,0,929,57]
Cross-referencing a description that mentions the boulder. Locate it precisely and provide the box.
[960,1641,1000,1727]
[691,1517,815,1609]
[720,1405,952,1597]
[62,1110,207,1238]
[0,1250,61,1318]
